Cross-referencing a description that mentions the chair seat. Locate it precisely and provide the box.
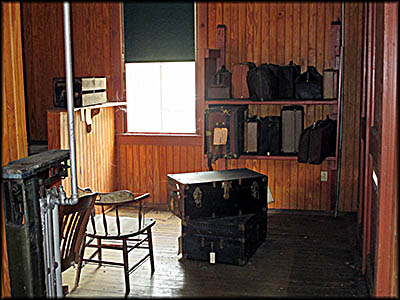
[97,190,135,204]
[87,215,156,238]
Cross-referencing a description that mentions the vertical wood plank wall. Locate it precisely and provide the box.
[375,3,398,295]
[47,107,117,196]
[359,2,398,297]
[118,143,206,208]
[21,2,123,142]
[117,2,363,212]
[1,2,28,297]
[19,2,363,212]
[4,1,396,297]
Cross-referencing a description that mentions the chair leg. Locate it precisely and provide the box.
[147,228,155,274]
[122,239,130,296]
[74,235,86,290]
[97,238,102,267]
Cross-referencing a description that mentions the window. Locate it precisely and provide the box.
[125,62,196,133]
[123,2,195,134]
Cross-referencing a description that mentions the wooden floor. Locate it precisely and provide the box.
[62,209,369,298]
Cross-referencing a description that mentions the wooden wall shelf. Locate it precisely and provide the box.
[204,154,335,162]
[239,155,336,161]
[73,101,127,112]
[206,99,338,105]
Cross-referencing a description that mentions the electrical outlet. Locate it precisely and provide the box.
[321,171,328,182]
[210,252,216,264]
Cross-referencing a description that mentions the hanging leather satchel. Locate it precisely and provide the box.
[277,61,301,99]
[295,66,323,99]
[247,63,279,100]
[258,116,281,155]
[298,116,337,164]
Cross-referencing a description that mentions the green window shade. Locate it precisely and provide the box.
[123,2,195,63]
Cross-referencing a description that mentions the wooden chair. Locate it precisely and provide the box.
[59,191,97,294]
[74,189,156,296]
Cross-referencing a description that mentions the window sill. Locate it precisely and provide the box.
[116,133,202,146]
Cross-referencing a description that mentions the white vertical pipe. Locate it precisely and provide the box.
[45,204,56,297]
[63,1,79,204]
[40,202,51,297]
[52,202,63,297]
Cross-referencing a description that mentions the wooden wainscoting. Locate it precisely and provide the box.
[117,137,207,208]
[117,135,335,211]
[244,104,335,210]
[47,106,117,195]
[225,159,334,211]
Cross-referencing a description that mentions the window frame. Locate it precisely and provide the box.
[117,2,203,146]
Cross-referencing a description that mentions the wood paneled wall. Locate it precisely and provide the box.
[117,2,363,212]
[204,2,362,212]
[2,2,28,164]
[3,1,396,297]
[206,2,341,72]
[378,4,398,296]
[358,2,398,297]
[339,2,363,212]
[21,2,123,142]
[118,142,206,207]
[226,156,335,211]
[2,2,28,297]
[244,103,335,210]
[19,1,363,212]
[47,107,117,196]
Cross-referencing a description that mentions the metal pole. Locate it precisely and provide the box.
[63,1,79,205]
[45,195,56,297]
[39,3,82,296]
[52,201,63,297]
[334,2,345,217]
[40,198,52,297]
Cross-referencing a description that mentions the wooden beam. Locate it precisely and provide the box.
[2,2,28,297]
[374,2,398,297]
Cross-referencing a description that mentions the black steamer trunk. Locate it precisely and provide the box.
[181,212,267,266]
[167,168,268,221]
